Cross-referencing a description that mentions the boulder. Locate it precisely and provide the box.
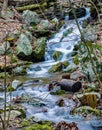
[32,37,46,61]
[23,10,41,25]
[83,25,97,42]
[64,63,77,73]
[52,51,63,61]
[69,7,86,20]
[16,33,32,59]
[37,19,54,30]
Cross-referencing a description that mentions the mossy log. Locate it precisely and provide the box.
[8,0,41,6]
[16,2,47,11]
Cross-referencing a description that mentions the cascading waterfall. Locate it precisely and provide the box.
[27,7,90,77]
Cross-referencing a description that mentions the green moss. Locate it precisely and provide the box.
[48,62,62,73]
[52,51,62,61]
[7,86,15,92]
[63,61,69,68]
[23,124,53,130]
[51,90,66,95]
[73,54,79,65]
[72,106,102,116]
[0,72,10,79]
[20,120,31,127]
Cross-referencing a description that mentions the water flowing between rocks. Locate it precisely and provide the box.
[0,8,100,130]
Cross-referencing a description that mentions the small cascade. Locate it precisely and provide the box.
[27,8,90,77]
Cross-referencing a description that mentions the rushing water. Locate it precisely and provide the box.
[0,7,100,130]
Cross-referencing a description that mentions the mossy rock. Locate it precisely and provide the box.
[48,62,63,73]
[32,37,46,61]
[73,54,79,65]
[52,51,62,61]
[23,124,53,130]
[63,61,69,68]
[80,94,97,108]
[72,106,102,117]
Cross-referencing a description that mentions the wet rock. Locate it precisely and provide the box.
[48,62,62,73]
[52,51,63,61]
[12,79,22,90]
[23,10,41,25]
[57,79,82,92]
[69,7,86,20]
[16,33,32,59]
[56,99,65,107]
[64,63,77,73]
[48,61,69,73]
[32,37,46,61]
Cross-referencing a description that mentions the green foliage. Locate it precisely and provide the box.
[50,90,66,95]
[20,120,31,127]
[23,124,53,130]
[7,86,15,92]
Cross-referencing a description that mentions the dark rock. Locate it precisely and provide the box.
[69,8,86,20]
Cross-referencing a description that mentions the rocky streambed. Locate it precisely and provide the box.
[0,1,102,130]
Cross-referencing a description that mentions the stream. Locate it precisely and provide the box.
[0,7,101,130]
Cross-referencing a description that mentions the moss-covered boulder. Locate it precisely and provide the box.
[32,37,46,61]
[52,51,63,61]
[48,62,62,73]
[23,10,41,25]
[16,33,32,60]
[48,61,68,73]
[71,106,102,117]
